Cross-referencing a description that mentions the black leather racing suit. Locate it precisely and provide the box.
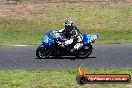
[59,26,83,52]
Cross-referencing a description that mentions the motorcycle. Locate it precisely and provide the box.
[36,30,98,59]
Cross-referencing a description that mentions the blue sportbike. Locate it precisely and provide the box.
[36,30,98,59]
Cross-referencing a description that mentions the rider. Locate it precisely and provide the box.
[58,19,83,53]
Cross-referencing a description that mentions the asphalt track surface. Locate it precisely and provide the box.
[0,44,132,70]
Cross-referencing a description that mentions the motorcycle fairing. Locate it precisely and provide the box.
[39,44,44,48]
[42,32,54,46]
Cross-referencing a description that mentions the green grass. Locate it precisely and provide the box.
[0,68,132,88]
[0,3,132,45]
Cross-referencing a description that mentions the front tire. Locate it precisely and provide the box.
[36,47,52,59]
[77,44,93,58]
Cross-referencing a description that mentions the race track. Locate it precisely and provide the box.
[0,44,132,70]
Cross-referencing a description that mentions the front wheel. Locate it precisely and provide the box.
[36,47,52,59]
[76,44,93,58]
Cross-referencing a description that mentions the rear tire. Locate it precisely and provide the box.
[36,47,52,59]
[76,44,93,58]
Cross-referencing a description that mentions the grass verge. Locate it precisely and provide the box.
[0,2,132,45]
[0,68,132,88]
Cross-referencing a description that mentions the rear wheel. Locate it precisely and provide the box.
[36,47,52,59]
[76,44,93,58]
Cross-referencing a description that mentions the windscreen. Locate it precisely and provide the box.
[49,30,61,38]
